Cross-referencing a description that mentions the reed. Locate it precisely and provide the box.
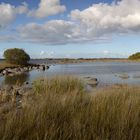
[0,77,139,140]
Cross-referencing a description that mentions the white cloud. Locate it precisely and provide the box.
[16,0,140,45]
[103,50,109,55]
[17,19,109,45]
[39,50,54,58]
[0,2,28,28]
[1,0,140,45]
[28,0,66,18]
[0,35,16,42]
[0,51,3,58]
[0,0,66,28]
[70,0,140,36]
[18,20,83,45]
[15,2,28,14]
[40,51,45,56]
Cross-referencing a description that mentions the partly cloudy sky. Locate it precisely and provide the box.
[0,0,140,58]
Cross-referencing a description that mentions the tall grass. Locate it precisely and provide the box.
[0,77,139,140]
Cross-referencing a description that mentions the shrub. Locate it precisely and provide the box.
[4,48,30,65]
[129,52,140,60]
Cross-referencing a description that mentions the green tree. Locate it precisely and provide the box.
[129,52,140,60]
[4,48,30,65]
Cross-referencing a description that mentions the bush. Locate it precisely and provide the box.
[4,48,30,65]
[129,52,140,60]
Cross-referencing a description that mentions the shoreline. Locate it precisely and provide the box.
[0,61,49,77]
[1,58,140,70]
[0,61,41,71]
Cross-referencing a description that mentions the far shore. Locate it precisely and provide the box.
[53,58,140,64]
[1,58,140,71]
[31,58,140,64]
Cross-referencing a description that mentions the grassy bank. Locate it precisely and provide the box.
[0,61,39,72]
[0,62,19,71]
[0,77,139,140]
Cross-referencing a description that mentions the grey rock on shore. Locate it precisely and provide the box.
[0,64,50,77]
[118,74,130,79]
[84,77,99,87]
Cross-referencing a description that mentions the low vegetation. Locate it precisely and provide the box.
[0,62,19,72]
[0,77,139,140]
[129,52,140,60]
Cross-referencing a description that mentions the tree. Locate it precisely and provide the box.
[129,52,140,60]
[4,48,30,65]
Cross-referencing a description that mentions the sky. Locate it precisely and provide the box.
[0,0,140,58]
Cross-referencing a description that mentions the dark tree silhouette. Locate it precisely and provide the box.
[4,48,30,65]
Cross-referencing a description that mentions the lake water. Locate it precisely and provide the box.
[1,62,140,86]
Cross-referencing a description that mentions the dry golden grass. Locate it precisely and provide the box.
[0,77,139,140]
[0,61,19,71]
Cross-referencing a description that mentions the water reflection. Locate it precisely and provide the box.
[4,73,30,85]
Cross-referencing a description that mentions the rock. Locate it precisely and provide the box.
[24,81,29,85]
[19,68,25,73]
[133,74,140,79]
[46,65,50,69]
[2,70,9,75]
[86,78,98,87]
[7,68,16,73]
[84,76,91,79]
[28,66,32,71]
[1,68,26,76]
[118,74,130,79]
[32,66,38,70]
[43,65,46,71]
[90,78,98,81]
[15,68,21,72]
[39,65,46,71]
[23,67,29,72]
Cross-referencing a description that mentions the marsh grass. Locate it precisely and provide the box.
[33,76,85,95]
[0,62,19,71]
[0,77,139,140]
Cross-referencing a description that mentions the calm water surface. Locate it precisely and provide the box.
[1,62,140,86]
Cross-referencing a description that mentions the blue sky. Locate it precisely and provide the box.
[0,0,140,58]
